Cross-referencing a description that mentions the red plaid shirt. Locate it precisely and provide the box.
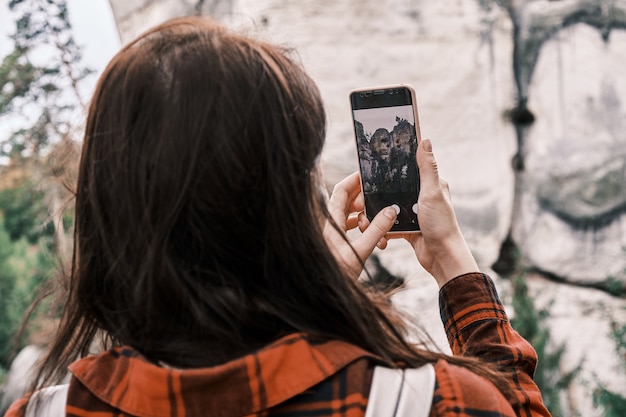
[6,273,551,417]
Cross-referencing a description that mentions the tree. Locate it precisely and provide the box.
[510,273,581,417]
[1,0,91,139]
[592,316,626,416]
[0,0,88,258]
[0,0,89,379]
[0,212,55,371]
[593,269,626,415]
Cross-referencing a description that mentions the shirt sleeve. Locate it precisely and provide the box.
[439,272,552,417]
[3,396,27,417]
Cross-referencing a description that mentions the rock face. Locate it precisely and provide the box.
[102,0,626,415]
[513,11,626,286]
[225,0,519,270]
[108,0,235,44]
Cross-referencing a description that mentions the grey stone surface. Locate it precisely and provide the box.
[109,0,234,44]
[223,0,518,269]
[516,24,626,286]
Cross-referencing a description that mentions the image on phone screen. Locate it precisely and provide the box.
[351,88,420,232]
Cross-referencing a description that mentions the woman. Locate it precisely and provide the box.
[6,16,550,417]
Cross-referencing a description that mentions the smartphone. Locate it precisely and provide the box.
[349,84,421,233]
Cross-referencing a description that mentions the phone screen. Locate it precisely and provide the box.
[350,86,420,232]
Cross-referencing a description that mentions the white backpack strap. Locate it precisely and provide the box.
[398,365,435,417]
[24,384,69,417]
[365,364,435,417]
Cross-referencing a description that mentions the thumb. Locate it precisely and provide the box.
[352,206,398,259]
[417,139,440,191]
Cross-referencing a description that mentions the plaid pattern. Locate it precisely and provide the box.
[5,273,551,417]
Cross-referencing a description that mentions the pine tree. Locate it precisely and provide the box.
[510,273,581,417]
[592,302,626,415]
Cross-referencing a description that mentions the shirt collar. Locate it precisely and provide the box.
[69,333,378,417]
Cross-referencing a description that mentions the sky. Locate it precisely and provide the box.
[0,0,121,92]
[353,105,416,138]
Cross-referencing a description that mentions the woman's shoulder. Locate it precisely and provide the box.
[432,359,516,416]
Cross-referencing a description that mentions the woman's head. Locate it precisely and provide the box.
[74,16,332,364]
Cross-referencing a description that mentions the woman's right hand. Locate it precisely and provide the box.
[324,172,399,280]
[404,139,479,287]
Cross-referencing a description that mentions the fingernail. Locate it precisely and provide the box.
[421,139,432,152]
[384,205,399,219]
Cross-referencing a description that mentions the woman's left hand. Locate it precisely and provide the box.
[323,172,398,280]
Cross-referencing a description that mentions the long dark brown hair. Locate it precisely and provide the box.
[30,16,510,395]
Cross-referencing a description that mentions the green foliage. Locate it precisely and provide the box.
[0,217,18,369]
[612,320,626,364]
[0,178,66,374]
[0,181,65,380]
[510,273,581,417]
[0,48,38,116]
[592,247,626,415]
[0,182,54,245]
[0,213,54,371]
[594,387,626,417]
[603,275,626,297]
[593,310,626,415]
